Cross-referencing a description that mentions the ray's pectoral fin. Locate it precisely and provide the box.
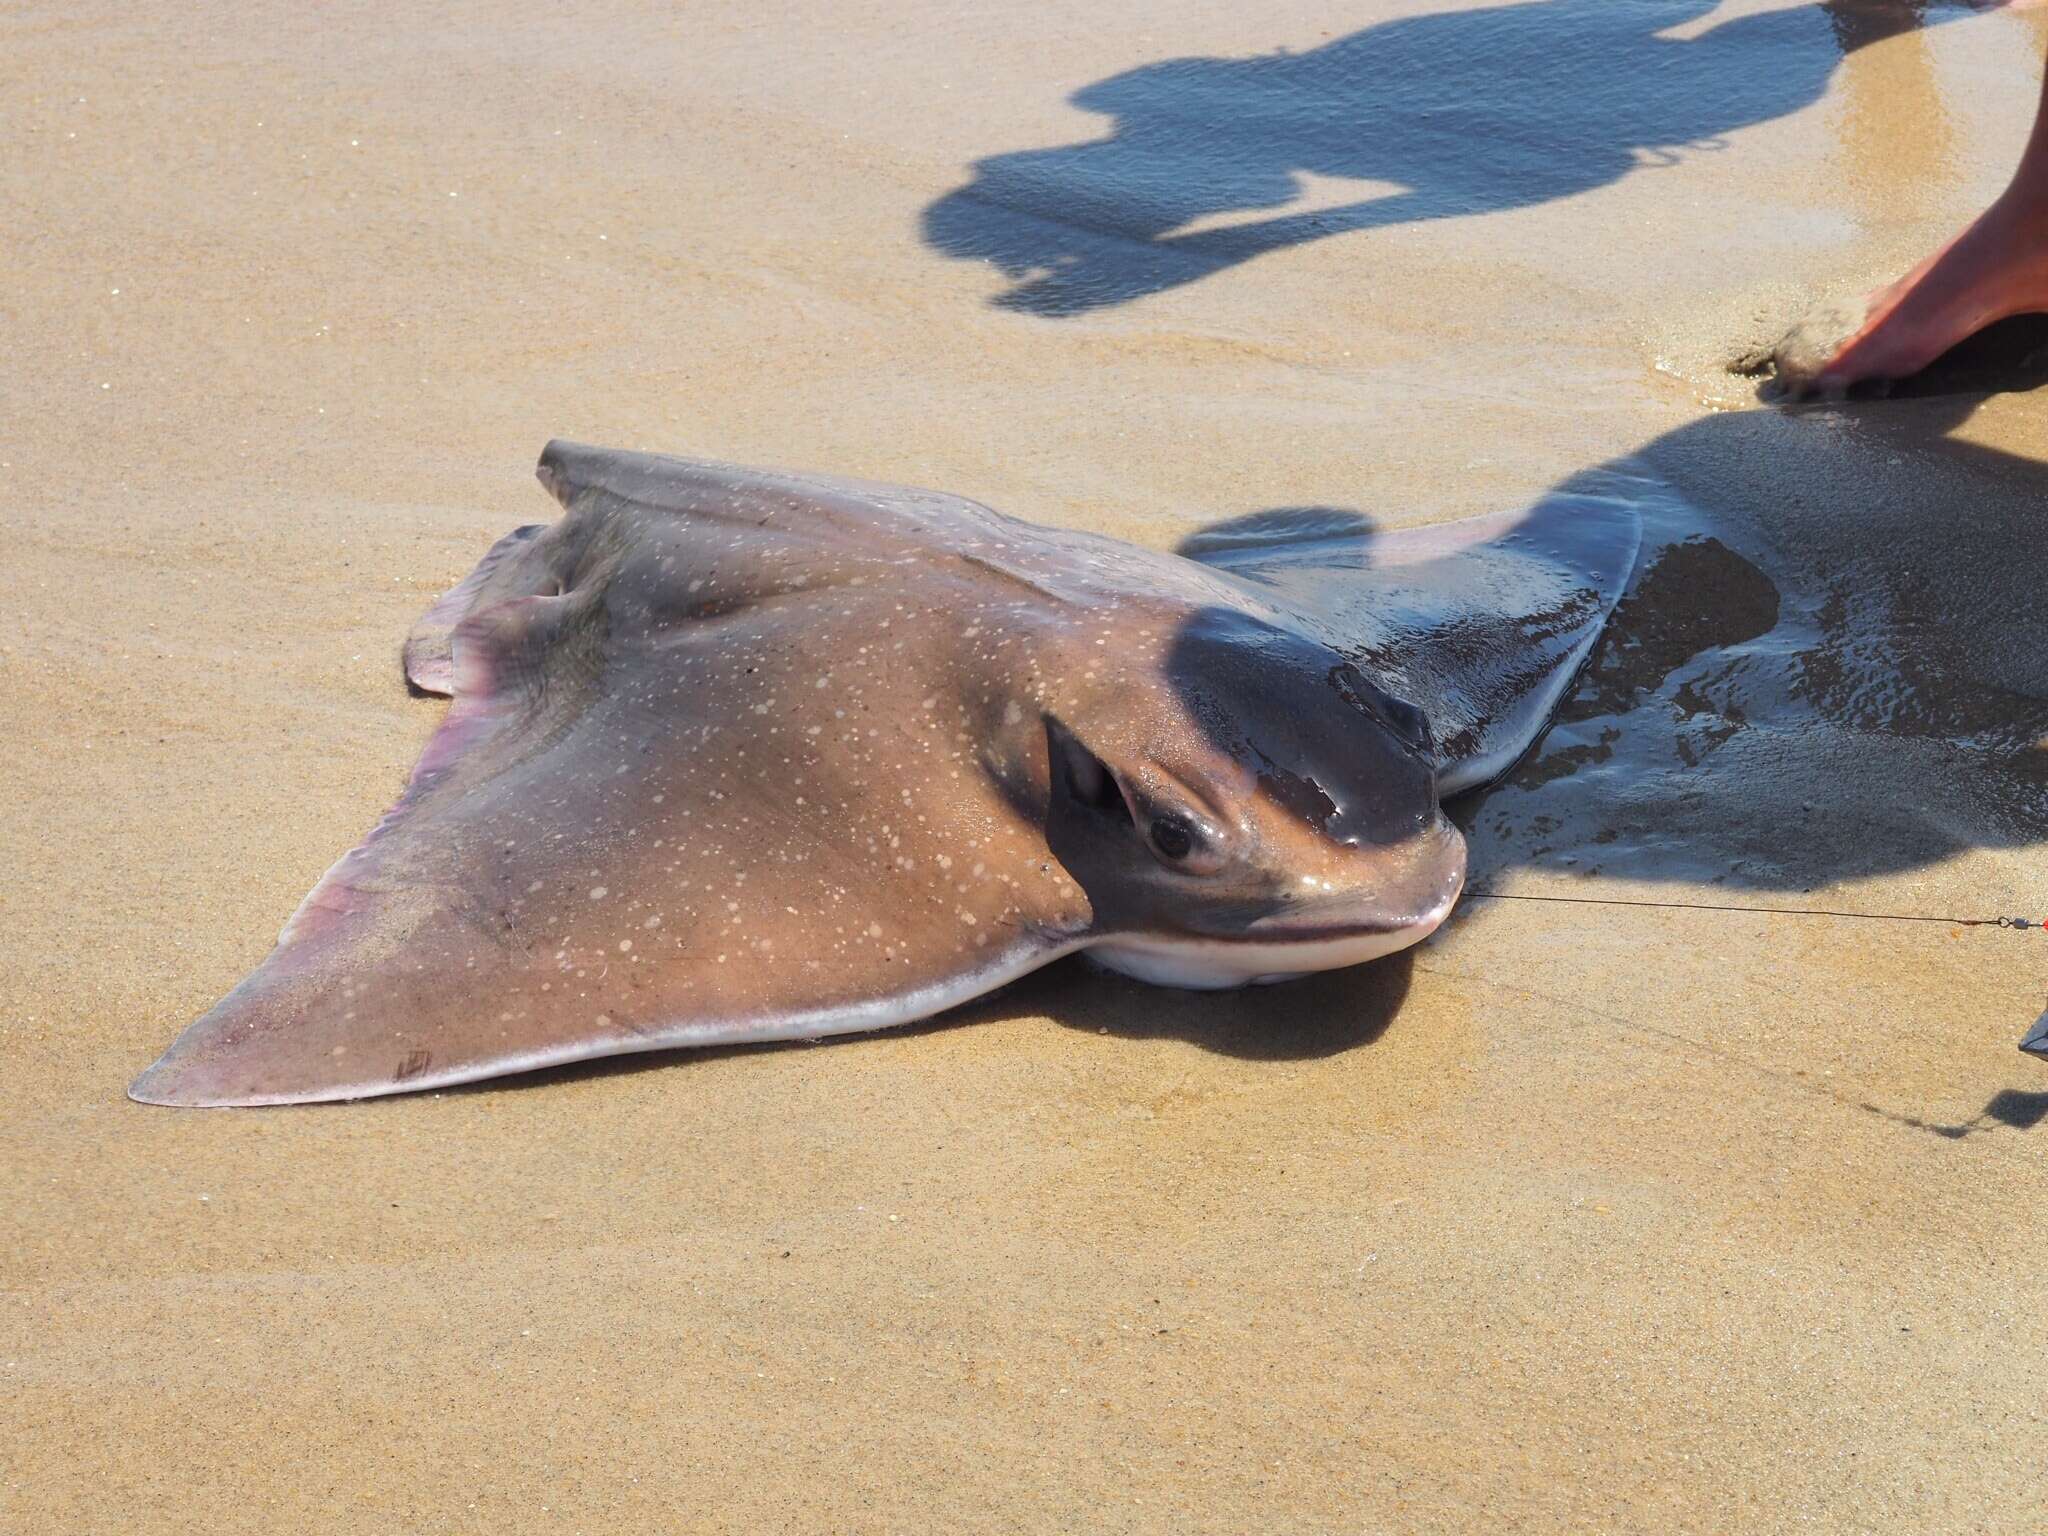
[131,452,1083,1107]
[1182,486,1645,796]
[130,541,605,1108]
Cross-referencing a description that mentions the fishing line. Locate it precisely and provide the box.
[1462,890,2047,1057]
[1462,890,2041,931]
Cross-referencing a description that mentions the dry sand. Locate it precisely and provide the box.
[5,1,2048,1530]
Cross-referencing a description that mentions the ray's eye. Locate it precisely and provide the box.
[1149,816,1194,861]
[1143,809,1227,875]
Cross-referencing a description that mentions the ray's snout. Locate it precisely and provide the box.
[1090,818,1465,990]
[1282,828,1460,922]
[1251,815,1467,944]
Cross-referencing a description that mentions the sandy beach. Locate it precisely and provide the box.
[6,1,2048,1529]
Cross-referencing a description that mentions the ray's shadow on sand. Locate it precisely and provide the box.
[923,0,1991,316]
[466,951,1412,1097]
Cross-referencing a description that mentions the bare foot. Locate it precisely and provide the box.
[1772,195,2048,397]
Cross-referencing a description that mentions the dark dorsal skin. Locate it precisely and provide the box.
[130,442,1638,1105]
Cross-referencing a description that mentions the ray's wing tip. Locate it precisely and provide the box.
[535,435,586,470]
[1522,493,1643,565]
[535,437,693,510]
[127,1058,226,1109]
[1602,501,1645,600]
[1517,495,1644,617]
[127,1060,366,1110]
[126,1042,365,1109]
[535,437,583,501]
[127,1047,263,1108]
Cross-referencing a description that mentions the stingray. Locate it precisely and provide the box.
[130,441,1639,1106]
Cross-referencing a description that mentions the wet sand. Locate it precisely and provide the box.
[6,1,2048,1529]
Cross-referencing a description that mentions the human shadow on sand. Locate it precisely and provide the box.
[924,0,1984,316]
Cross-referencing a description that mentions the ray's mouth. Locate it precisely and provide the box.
[1184,819,1468,945]
[1237,865,1466,945]
[1087,847,1466,991]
